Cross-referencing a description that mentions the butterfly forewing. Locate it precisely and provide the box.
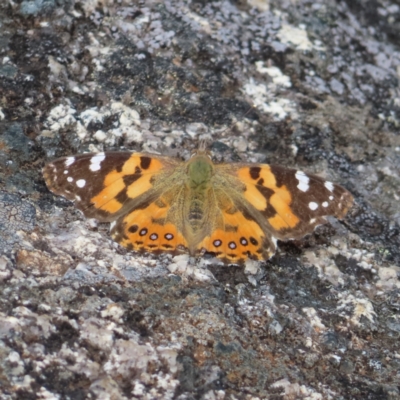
[43,152,179,222]
[227,163,353,240]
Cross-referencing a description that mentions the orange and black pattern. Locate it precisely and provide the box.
[43,150,353,263]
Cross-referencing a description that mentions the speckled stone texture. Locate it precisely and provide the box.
[1,0,400,399]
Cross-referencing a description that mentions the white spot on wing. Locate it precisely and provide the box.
[309,201,318,210]
[89,152,106,172]
[65,157,75,167]
[64,170,68,174]
[67,177,73,182]
[322,201,329,208]
[110,221,116,230]
[295,170,310,192]
[329,195,334,201]
[76,179,86,188]
[324,181,334,192]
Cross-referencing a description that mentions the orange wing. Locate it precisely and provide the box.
[191,180,276,263]
[218,163,353,241]
[195,207,276,263]
[110,200,189,256]
[194,162,353,263]
[43,152,179,222]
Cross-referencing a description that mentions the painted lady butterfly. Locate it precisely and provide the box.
[43,146,353,263]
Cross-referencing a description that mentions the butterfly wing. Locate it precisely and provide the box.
[195,162,353,263]
[231,163,353,240]
[43,151,181,221]
[195,205,277,263]
[43,151,191,256]
[44,151,353,262]
[110,191,189,256]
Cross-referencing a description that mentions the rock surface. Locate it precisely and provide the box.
[1,0,400,398]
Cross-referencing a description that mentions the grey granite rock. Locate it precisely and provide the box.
[0,0,399,398]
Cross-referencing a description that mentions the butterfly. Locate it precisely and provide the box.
[43,145,354,264]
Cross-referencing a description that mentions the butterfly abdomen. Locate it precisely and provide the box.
[184,155,214,231]
[187,191,209,229]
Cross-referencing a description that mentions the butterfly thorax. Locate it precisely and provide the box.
[185,155,214,234]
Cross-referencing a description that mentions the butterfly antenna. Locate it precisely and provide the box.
[198,139,207,152]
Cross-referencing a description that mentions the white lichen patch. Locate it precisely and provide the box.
[89,376,124,400]
[40,213,171,284]
[242,78,297,121]
[377,266,400,290]
[0,314,21,338]
[79,107,106,127]
[13,306,54,338]
[277,24,325,52]
[6,351,25,376]
[100,303,125,321]
[270,378,332,400]
[37,386,60,399]
[111,102,141,126]
[167,255,215,281]
[2,303,181,397]
[85,33,112,61]
[303,248,346,286]
[248,0,269,12]
[103,339,180,398]
[156,344,181,374]
[167,254,191,274]
[50,222,107,259]
[45,104,77,132]
[233,137,249,152]
[0,256,12,281]
[332,246,400,291]
[243,61,296,121]
[302,307,327,333]
[80,318,114,351]
[337,293,377,326]
[302,235,378,287]
[58,344,101,379]
[244,259,260,275]
[79,102,142,146]
[48,55,67,80]
[185,122,208,138]
[44,101,142,146]
[255,62,292,88]
[93,129,107,142]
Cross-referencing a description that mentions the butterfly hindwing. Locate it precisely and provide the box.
[110,200,189,256]
[196,207,276,263]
